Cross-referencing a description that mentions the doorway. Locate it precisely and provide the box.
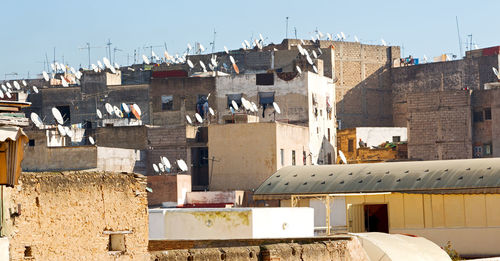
[191,147,209,190]
[364,204,389,233]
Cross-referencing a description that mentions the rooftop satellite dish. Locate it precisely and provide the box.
[109,66,117,74]
[65,126,73,138]
[96,108,102,119]
[241,98,251,111]
[33,86,39,93]
[251,102,258,112]
[57,124,66,136]
[105,103,113,115]
[229,56,236,65]
[5,91,11,98]
[113,105,123,118]
[186,115,192,124]
[195,113,203,123]
[177,159,188,172]
[0,90,3,99]
[132,104,142,116]
[30,112,42,128]
[114,62,120,69]
[312,50,318,59]
[1,85,6,92]
[233,63,240,74]
[273,102,281,114]
[91,64,98,72]
[300,39,305,45]
[75,71,82,80]
[50,63,56,71]
[244,40,251,49]
[13,81,20,90]
[152,163,159,173]
[187,59,194,68]
[209,107,215,116]
[121,103,130,113]
[423,55,428,63]
[493,67,499,79]
[326,33,332,41]
[89,136,95,145]
[97,60,104,69]
[318,31,324,39]
[142,54,150,64]
[297,44,305,55]
[340,32,346,40]
[52,107,64,124]
[158,162,165,172]
[6,82,11,89]
[200,61,207,72]
[231,100,239,111]
[22,80,27,86]
[306,55,313,65]
[339,150,348,164]
[354,35,359,42]
[296,65,302,74]
[61,76,69,87]
[198,43,205,53]
[161,156,171,169]
[312,65,318,74]
[187,43,192,51]
[70,67,76,74]
[381,38,387,46]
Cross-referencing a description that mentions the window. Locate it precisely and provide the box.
[485,108,492,120]
[24,246,32,258]
[108,234,126,252]
[161,95,173,111]
[28,139,35,147]
[474,146,483,158]
[280,149,284,166]
[392,136,401,143]
[256,73,274,85]
[348,139,354,152]
[484,144,492,155]
[328,128,331,142]
[292,150,296,166]
[227,94,242,108]
[474,111,484,122]
[258,92,275,106]
[303,151,307,165]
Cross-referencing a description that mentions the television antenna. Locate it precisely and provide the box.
[79,43,104,69]
[210,29,217,53]
[144,44,163,62]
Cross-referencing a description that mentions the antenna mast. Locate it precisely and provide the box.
[456,16,463,58]
[210,29,217,53]
[285,17,289,38]
[106,39,112,60]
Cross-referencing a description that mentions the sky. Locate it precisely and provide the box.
[1,0,499,80]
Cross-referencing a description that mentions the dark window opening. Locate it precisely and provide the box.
[56,105,71,125]
[256,73,274,85]
[328,153,332,164]
[191,147,209,189]
[292,150,296,166]
[392,136,401,143]
[474,111,484,122]
[161,95,173,111]
[24,246,32,258]
[28,139,35,147]
[108,234,126,252]
[303,151,307,165]
[485,108,492,120]
[328,128,331,142]
[258,92,275,106]
[364,204,389,233]
[227,94,242,108]
[348,139,354,152]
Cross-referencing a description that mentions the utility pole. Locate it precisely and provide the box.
[79,43,104,69]
[456,16,463,58]
[106,39,112,60]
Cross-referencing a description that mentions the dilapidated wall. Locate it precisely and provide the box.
[1,171,149,260]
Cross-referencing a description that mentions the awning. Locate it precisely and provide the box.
[0,126,27,142]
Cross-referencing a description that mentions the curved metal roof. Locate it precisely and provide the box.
[254,158,500,197]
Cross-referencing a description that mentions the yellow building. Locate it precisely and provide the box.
[254,158,500,257]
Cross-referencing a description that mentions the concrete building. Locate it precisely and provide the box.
[254,158,500,257]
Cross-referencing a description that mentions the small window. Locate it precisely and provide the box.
[484,144,492,155]
[280,149,284,166]
[109,234,126,252]
[392,136,401,143]
[24,246,32,258]
[485,108,492,120]
[292,150,296,166]
[474,146,483,158]
[28,139,35,147]
[258,92,275,106]
[161,95,173,111]
[474,111,484,122]
[227,94,242,108]
[348,139,354,152]
[328,128,331,142]
[256,73,274,85]
[303,151,307,165]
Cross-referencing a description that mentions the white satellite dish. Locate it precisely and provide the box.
[200,61,207,72]
[312,50,318,59]
[0,90,3,99]
[57,124,66,136]
[105,103,113,115]
[5,91,11,98]
[312,65,318,74]
[224,46,229,54]
[52,107,64,125]
[187,43,192,51]
[186,115,192,124]
[142,54,150,64]
[381,38,387,46]
[273,102,281,114]
[91,64,98,72]
[326,32,332,41]
[6,82,11,89]
[113,106,123,118]
[354,35,359,43]
[198,43,205,52]
[161,156,171,169]
[50,63,56,71]
[32,86,39,93]
[133,103,141,116]
[209,107,215,116]
[22,80,27,86]
[338,150,348,164]
[1,84,7,92]
[89,136,95,145]
[340,32,346,40]
[64,126,73,138]
[231,100,239,111]
[152,163,159,173]
[30,112,42,127]
[61,76,69,87]
[251,102,258,112]
[121,103,130,113]
[177,159,188,172]
[187,59,194,68]
[70,67,76,74]
[229,56,236,64]
[241,98,251,111]
[114,62,120,69]
[158,163,165,172]
[296,66,302,74]
[195,113,203,123]
[300,39,305,45]
[306,55,313,65]
[96,109,102,119]
[110,66,117,74]
[97,60,104,69]
[493,67,499,79]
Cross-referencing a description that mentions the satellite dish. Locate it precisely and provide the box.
[142,54,150,64]
[312,50,318,59]
[229,56,236,64]
[251,102,258,112]
[30,112,42,128]
[326,33,332,41]
[187,59,194,68]
[97,60,104,69]
[152,163,159,173]
[65,126,73,138]
[186,115,192,124]
[121,103,130,113]
[89,136,95,145]
[70,67,76,74]
[158,163,165,172]
[224,46,229,54]
[75,71,82,80]
[42,71,50,81]
[32,86,39,93]
[493,67,499,78]
[161,156,171,169]
[306,55,313,65]
[109,66,117,74]
[1,84,6,92]
[52,107,64,125]
[57,124,66,136]
[105,103,113,115]
[381,38,387,46]
[198,43,205,53]
[241,98,251,111]
[296,66,302,74]
[340,32,346,40]
[339,150,348,164]
[6,82,11,89]
[114,62,120,69]
[354,35,359,43]
[96,109,102,119]
[113,105,123,118]
[297,44,304,55]
[132,104,142,116]
[61,76,69,87]
[233,63,240,74]
[177,159,188,172]
[209,107,215,116]
[273,102,281,114]
[300,39,305,45]
[22,80,27,87]
[5,91,11,98]
[312,65,318,74]
[187,43,192,51]
[200,61,207,72]
[231,100,239,111]
[195,113,203,123]
[0,90,3,99]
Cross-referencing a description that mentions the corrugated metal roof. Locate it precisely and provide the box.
[254,158,500,196]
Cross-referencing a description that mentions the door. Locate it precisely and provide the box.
[191,147,209,190]
[347,204,365,232]
[364,204,389,233]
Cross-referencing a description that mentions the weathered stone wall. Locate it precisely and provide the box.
[147,174,191,206]
[1,171,149,260]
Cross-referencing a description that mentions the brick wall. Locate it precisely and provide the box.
[407,91,472,160]
[1,171,149,260]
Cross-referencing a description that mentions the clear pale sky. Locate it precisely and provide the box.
[1,0,499,80]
